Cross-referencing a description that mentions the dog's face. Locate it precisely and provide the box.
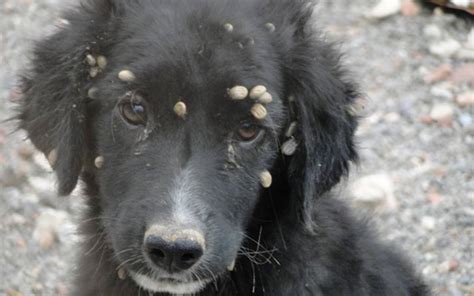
[90,24,285,292]
[19,0,358,294]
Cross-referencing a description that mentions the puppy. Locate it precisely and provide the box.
[18,0,429,295]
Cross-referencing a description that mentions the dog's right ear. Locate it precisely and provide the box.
[18,0,120,195]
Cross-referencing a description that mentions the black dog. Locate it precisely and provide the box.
[18,0,429,295]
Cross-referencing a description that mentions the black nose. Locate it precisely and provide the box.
[144,228,204,272]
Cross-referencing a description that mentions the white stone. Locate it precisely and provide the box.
[366,0,401,19]
[423,24,442,39]
[421,216,436,230]
[33,208,70,249]
[429,103,454,122]
[429,39,461,58]
[350,173,398,211]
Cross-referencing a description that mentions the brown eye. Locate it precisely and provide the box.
[238,123,260,141]
[119,95,147,125]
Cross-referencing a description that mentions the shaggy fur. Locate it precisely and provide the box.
[18,0,429,295]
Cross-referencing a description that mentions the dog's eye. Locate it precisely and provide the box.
[237,123,261,141]
[119,96,147,125]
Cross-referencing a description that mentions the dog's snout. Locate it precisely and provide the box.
[144,225,205,272]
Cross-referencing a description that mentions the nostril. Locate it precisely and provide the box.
[150,248,165,259]
[181,252,197,263]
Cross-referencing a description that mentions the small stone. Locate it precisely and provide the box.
[85,54,96,66]
[224,23,234,32]
[89,67,99,78]
[258,92,273,104]
[400,0,419,16]
[97,55,107,69]
[47,149,57,167]
[281,138,298,156]
[33,208,69,250]
[429,39,461,58]
[448,259,458,272]
[421,216,436,230]
[285,121,298,137]
[117,268,127,280]
[260,170,272,188]
[94,156,105,168]
[118,70,136,82]
[455,92,474,107]
[423,24,442,39]
[350,173,398,212]
[430,86,453,99]
[366,0,401,19]
[6,289,23,296]
[174,101,187,118]
[265,23,275,33]
[87,87,99,99]
[250,103,267,119]
[424,64,452,84]
[450,63,474,84]
[249,85,267,100]
[429,103,454,124]
[228,86,248,100]
[459,113,472,127]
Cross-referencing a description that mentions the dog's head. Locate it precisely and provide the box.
[19,0,357,293]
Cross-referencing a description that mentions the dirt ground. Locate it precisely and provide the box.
[0,0,473,295]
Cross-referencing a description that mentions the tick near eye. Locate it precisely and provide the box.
[119,93,147,126]
[237,123,261,141]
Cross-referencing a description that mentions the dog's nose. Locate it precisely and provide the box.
[144,226,205,272]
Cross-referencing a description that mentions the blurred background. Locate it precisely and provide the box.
[0,0,473,295]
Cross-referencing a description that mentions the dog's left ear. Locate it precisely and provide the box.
[18,0,120,195]
[278,1,359,227]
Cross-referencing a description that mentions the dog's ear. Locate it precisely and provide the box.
[18,0,118,195]
[280,1,359,228]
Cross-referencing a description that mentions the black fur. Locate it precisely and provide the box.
[18,0,429,295]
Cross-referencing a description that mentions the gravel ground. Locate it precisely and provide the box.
[1,0,473,295]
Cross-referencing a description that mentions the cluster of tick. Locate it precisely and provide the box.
[227,84,274,188]
[47,22,283,200]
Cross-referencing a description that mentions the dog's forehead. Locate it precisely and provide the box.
[107,20,282,121]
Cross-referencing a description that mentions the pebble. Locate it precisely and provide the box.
[6,289,23,296]
[430,86,453,99]
[421,216,436,230]
[366,0,401,19]
[429,103,454,124]
[350,173,398,211]
[33,208,69,250]
[458,113,472,127]
[455,91,474,107]
[429,39,461,58]
[424,64,452,84]
[450,63,474,84]
[400,0,419,16]
[423,24,443,39]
